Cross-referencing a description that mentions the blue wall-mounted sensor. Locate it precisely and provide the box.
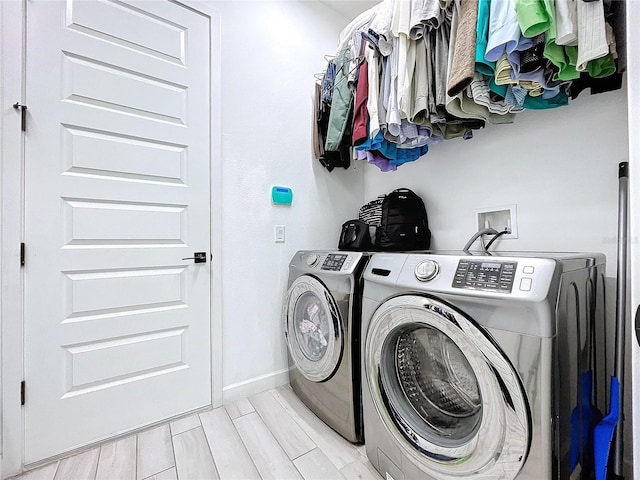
[271,186,292,205]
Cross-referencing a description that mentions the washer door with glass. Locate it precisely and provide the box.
[365,295,530,479]
[284,275,343,383]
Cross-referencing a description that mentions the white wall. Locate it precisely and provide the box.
[364,86,628,277]
[215,1,364,400]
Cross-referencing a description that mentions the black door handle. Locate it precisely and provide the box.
[182,252,207,263]
[635,304,640,346]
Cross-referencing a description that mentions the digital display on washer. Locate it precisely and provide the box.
[480,262,501,270]
[321,254,348,271]
[452,260,517,292]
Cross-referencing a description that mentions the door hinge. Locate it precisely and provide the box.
[20,242,25,266]
[21,381,25,406]
[13,102,27,132]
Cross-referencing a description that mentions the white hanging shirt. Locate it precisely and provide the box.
[409,0,443,40]
[576,0,609,71]
[485,0,521,62]
[555,0,578,46]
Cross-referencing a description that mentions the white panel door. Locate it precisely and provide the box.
[23,0,211,463]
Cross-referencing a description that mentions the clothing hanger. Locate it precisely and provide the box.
[315,53,365,90]
[331,55,366,87]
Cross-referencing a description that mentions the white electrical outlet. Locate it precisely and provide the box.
[275,225,285,243]
[475,205,518,239]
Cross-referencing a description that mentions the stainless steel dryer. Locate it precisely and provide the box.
[361,251,606,480]
[283,250,369,443]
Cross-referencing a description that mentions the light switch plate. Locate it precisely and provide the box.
[275,225,285,243]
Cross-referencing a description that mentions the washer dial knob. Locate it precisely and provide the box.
[415,260,439,282]
[306,254,319,267]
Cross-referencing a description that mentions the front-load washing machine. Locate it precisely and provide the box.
[361,251,606,480]
[283,250,370,443]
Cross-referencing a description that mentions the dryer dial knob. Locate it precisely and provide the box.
[415,260,439,282]
[306,254,319,267]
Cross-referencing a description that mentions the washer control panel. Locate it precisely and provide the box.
[453,260,518,293]
[321,253,349,271]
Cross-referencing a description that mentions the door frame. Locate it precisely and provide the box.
[0,1,223,475]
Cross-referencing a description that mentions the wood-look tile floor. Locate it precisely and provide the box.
[10,386,382,480]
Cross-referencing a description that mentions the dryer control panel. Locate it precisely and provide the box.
[296,251,365,275]
[453,260,517,293]
[321,253,348,271]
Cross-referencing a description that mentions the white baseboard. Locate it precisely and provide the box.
[222,368,290,404]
